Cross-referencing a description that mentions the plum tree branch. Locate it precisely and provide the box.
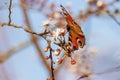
[1,23,50,36]
[0,39,32,62]
[20,0,51,74]
[8,0,12,24]
[109,14,120,26]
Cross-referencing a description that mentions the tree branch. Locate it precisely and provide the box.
[20,0,51,75]
[49,45,55,80]
[109,14,120,26]
[1,23,50,36]
[0,39,32,62]
[8,0,12,24]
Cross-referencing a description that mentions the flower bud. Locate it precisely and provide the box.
[44,46,50,52]
[54,49,61,56]
[71,59,76,65]
[43,20,50,27]
[115,9,119,14]
[57,58,63,64]
[43,23,50,27]
[96,1,106,9]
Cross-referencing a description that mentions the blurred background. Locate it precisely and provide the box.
[0,0,120,80]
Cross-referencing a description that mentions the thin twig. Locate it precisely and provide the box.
[77,65,120,80]
[1,23,50,36]
[8,0,12,24]
[107,0,120,6]
[109,14,120,26]
[49,47,55,80]
[77,74,89,80]
[0,39,32,62]
[43,36,55,80]
[20,0,51,74]
[92,65,120,75]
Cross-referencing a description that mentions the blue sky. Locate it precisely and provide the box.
[0,0,120,80]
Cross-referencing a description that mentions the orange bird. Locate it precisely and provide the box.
[60,5,85,50]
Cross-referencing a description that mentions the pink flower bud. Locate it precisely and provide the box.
[44,46,50,52]
[54,49,61,56]
[71,59,76,65]
[57,58,63,64]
